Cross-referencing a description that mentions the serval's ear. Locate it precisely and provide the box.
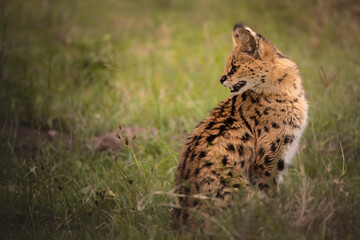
[232,23,258,55]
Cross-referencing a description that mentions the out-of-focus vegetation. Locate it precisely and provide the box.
[0,0,359,239]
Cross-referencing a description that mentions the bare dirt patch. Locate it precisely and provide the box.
[92,125,158,153]
[1,123,158,156]
[0,123,74,156]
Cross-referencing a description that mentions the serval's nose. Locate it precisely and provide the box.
[219,75,227,84]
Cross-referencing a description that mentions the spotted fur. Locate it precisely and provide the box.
[172,24,308,232]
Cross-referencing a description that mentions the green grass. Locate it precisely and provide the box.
[0,0,359,239]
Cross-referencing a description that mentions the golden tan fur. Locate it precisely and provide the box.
[172,24,308,232]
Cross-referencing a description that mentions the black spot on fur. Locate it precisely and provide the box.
[226,143,235,152]
[187,135,201,146]
[189,152,198,162]
[271,142,277,152]
[199,151,207,159]
[237,145,244,156]
[278,159,285,171]
[250,116,259,126]
[250,96,259,103]
[265,171,271,176]
[230,95,238,116]
[241,92,247,101]
[239,106,253,133]
[263,107,270,115]
[224,117,236,126]
[185,136,192,144]
[241,161,245,167]
[264,156,272,165]
[229,66,237,76]
[264,126,269,132]
[264,97,272,103]
[272,122,280,129]
[257,128,262,137]
[218,125,227,136]
[276,99,286,103]
[277,73,288,83]
[222,156,228,165]
[203,161,213,168]
[210,107,224,117]
[289,120,300,129]
[194,168,200,175]
[241,133,250,141]
[205,121,216,130]
[258,147,265,157]
[255,108,262,117]
[183,147,191,161]
[206,135,217,145]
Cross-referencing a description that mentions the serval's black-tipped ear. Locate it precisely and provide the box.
[232,24,258,55]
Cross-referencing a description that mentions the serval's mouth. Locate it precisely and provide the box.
[230,81,246,93]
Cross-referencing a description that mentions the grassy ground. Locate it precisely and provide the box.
[0,0,360,239]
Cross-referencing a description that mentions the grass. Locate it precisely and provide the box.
[0,0,359,239]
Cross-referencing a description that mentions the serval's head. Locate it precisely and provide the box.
[220,23,298,95]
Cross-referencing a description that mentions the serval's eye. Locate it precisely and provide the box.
[229,65,239,75]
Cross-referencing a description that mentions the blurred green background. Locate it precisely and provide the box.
[0,0,359,239]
